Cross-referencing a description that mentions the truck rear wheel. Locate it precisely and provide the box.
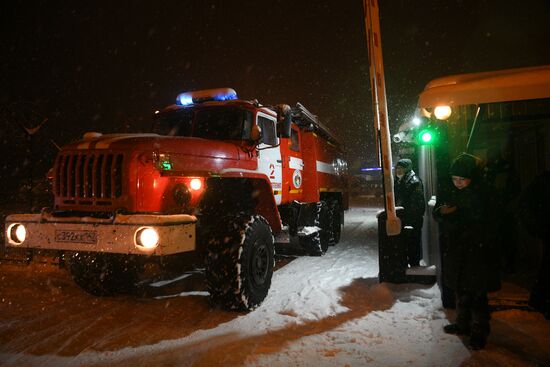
[205,213,274,311]
[67,252,140,296]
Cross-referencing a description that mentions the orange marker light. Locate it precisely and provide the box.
[189,178,203,191]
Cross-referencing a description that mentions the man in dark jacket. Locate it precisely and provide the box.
[434,153,501,350]
[394,158,426,267]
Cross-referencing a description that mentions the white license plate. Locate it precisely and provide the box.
[55,230,98,244]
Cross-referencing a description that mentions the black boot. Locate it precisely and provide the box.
[469,333,487,350]
[443,323,470,336]
[469,323,488,350]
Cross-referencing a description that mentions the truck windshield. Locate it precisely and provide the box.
[152,106,245,140]
[152,108,193,136]
[193,107,244,140]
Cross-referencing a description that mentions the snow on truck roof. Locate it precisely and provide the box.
[418,65,550,108]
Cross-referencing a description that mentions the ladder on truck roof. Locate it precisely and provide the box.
[291,102,341,147]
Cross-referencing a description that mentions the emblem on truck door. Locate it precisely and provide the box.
[292,169,302,188]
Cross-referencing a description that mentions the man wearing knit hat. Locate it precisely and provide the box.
[394,158,426,267]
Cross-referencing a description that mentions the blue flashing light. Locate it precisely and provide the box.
[360,167,382,172]
[176,88,238,106]
[213,91,238,101]
[176,94,193,106]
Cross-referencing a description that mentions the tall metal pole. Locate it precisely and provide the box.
[364,0,380,167]
[363,0,401,235]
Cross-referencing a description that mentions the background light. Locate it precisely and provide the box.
[434,105,452,120]
[416,126,440,145]
[420,131,433,143]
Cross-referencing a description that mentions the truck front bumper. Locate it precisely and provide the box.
[5,212,196,256]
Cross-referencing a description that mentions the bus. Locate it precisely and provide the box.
[400,65,550,306]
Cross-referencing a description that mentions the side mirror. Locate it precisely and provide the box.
[250,124,262,142]
[278,104,292,138]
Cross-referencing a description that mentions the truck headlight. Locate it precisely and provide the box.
[7,223,27,245]
[135,227,159,249]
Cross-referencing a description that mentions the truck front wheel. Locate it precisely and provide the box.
[205,213,274,311]
[67,252,140,296]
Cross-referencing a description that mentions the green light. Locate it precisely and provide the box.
[157,153,173,170]
[160,160,172,170]
[420,131,433,143]
[416,126,439,145]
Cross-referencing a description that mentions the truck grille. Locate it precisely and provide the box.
[55,153,124,201]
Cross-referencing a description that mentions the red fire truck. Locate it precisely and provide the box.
[5,88,348,310]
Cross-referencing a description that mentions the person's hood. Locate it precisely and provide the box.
[396,158,413,173]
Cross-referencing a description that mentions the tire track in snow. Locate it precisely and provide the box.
[83,278,396,367]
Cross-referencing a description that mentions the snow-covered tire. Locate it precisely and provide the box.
[205,213,275,311]
[300,202,330,256]
[67,252,140,296]
[329,200,342,245]
[299,231,323,256]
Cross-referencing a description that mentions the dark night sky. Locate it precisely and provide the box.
[1,0,550,177]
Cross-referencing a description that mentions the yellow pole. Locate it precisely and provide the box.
[363,0,401,235]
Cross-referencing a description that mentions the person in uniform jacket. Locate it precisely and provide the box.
[394,158,426,267]
[434,153,501,350]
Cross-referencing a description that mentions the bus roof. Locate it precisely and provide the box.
[418,65,550,108]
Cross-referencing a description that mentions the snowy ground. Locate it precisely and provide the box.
[1,204,549,367]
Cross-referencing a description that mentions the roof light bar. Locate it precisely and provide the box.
[176,88,238,106]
